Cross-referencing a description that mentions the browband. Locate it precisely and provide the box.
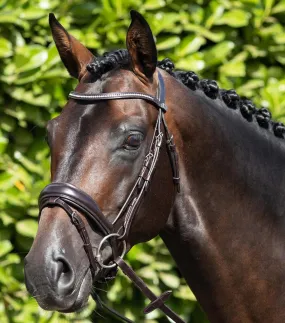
[69,71,167,113]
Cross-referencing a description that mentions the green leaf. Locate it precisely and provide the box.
[14,151,44,175]
[0,10,29,28]
[220,61,246,77]
[264,0,275,16]
[14,46,48,74]
[0,38,12,58]
[204,41,235,66]
[216,9,251,27]
[159,272,180,289]
[0,267,19,287]
[0,240,13,257]
[174,285,197,301]
[0,170,14,190]
[0,115,16,132]
[19,8,46,20]
[133,251,155,264]
[137,266,159,283]
[205,3,224,28]
[7,87,51,107]
[71,3,98,18]
[245,44,267,58]
[237,79,264,97]
[144,0,166,10]
[0,254,20,267]
[157,36,180,50]
[176,52,205,71]
[176,35,206,57]
[152,12,182,34]
[15,219,38,238]
[151,261,172,271]
[185,24,225,42]
[0,134,8,153]
[272,0,285,14]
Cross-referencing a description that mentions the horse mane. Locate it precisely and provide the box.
[87,49,285,140]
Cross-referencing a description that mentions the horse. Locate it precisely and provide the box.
[24,10,285,323]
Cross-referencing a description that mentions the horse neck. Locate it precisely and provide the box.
[160,76,285,323]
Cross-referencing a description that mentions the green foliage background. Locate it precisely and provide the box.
[1,0,285,322]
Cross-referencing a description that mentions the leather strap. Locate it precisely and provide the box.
[115,109,164,240]
[157,71,166,105]
[162,114,180,192]
[116,257,185,323]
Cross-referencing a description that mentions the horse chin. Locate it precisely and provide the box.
[33,269,93,313]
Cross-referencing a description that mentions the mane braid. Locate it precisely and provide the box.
[87,49,130,79]
[158,58,285,140]
[87,51,285,140]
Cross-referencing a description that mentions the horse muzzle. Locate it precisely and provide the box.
[23,206,100,312]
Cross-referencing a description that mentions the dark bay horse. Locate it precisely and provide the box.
[24,10,285,323]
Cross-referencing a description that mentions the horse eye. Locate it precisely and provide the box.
[124,133,144,150]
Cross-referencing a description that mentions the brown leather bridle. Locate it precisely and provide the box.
[38,71,184,322]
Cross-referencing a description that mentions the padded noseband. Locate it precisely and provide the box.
[39,182,112,235]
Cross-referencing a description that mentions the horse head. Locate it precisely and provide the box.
[24,11,178,313]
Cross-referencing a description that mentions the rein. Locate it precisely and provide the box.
[39,71,184,322]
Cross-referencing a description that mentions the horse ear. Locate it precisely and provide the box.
[49,13,94,80]
[126,10,157,82]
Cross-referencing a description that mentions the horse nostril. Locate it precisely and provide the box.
[61,261,69,274]
[52,256,75,296]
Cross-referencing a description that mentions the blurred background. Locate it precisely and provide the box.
[1,0,285,322]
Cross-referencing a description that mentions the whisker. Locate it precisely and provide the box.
[93,286,108,293]
[93,309,106,320]
[30,294,48,301]
[29,125,38,132]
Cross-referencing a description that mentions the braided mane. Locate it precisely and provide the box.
[87,50,285,140]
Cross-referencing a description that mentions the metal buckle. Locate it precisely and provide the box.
[155,132,163,147]
[96,233,127,268]
[71,211,79,225]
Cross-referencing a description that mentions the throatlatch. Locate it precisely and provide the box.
[39,71,184,323]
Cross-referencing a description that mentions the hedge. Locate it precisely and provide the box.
[1,0,285,322]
